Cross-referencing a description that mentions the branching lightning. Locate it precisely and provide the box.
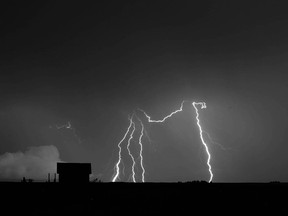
[112,114,147,182]
[112,116,134,182]
[138,101,213,182]
[126,119,136,182]
[112,100,215,183]
[138,101,185,123]
[203,130,229,151]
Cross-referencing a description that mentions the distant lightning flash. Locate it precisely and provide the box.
[55,121,72,129]
[52,121,83,144]
[192,102,213,183]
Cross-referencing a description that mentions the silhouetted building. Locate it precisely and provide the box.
[57,162,92,183]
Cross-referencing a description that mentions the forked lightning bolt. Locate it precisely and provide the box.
[139,101,213,182]
[112,114,144,182]
[138,101,185,123]
[112,100,214,182]
[127,119,136,182]
[112,116,134,182]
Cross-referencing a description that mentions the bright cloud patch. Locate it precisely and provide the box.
[0,145,61,180]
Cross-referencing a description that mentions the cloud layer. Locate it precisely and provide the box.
[0,145,61,180]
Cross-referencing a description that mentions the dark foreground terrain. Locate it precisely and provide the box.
[0,182,286,214]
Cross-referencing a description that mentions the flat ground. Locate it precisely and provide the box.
[0,182,285,214]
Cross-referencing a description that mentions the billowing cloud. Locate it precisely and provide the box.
[0,145,61,180]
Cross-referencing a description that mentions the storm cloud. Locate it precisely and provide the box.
[0,145,61,180]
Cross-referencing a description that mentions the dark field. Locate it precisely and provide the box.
[0,182,286,214]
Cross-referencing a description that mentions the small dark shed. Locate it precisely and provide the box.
[57,162,92,183]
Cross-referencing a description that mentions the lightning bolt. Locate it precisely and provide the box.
[192,102,213,183]
[138,101,185,123]
[112,114,139,182]
[126,118,136,182]
[112,100,214,183]
[135,115,145,182]
[139,100,214,183]
[112,116,134,182]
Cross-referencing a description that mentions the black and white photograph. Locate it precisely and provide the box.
[1,1,288,214]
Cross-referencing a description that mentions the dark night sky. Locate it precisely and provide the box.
[0,1,288,182]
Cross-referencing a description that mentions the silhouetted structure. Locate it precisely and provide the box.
[57,162,91,183]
